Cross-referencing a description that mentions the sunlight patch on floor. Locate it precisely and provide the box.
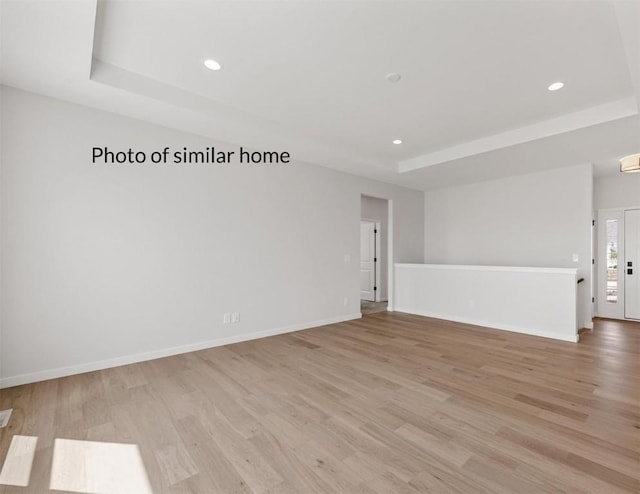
[50,438,152,494]
[0,409,12,428]
[0,435,38,487]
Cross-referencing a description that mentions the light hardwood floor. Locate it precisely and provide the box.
[1,314,639,493]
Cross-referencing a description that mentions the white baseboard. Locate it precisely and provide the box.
[394,307,579,343]
[0,313,362,389]
[594,313,639,323]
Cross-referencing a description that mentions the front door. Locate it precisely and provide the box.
[624,209,640,320]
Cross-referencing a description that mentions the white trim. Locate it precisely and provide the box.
[374,221,381,302]
[591,213,596,321]
[597,206,640,212]
[396,263,577,275]
[593,314,639,322]
[398,97,638,172]
[394,308,579,343]
[387,199,394,311]
[0,313,361,389]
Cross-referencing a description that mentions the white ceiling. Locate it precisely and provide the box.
[1,0,639,190]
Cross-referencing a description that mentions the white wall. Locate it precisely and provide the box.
[360,195,388,301]
[0,86,424,387]
[424,163,593,330]
[594,173,640,210]
[395,264,578,342]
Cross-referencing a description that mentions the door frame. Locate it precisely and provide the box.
[359,195,394,311]
[595,206,640,321]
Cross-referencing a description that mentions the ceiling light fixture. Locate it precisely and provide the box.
[547,81,564,91]
[203,59,222,71]
[392,139,403,145]
[620,153,640,173]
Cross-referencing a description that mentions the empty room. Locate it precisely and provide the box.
[1,0,639,493]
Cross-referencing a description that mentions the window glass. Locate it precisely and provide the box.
[606,219,618,303]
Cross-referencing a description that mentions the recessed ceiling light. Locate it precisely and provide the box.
[203,59,222,71]
[547,81,564,91]
[392,139,403,145]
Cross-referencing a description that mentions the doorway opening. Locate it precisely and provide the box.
[596,208,640,321]
[360,195,390,315]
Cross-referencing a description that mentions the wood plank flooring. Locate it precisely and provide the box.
[1,313,638,493]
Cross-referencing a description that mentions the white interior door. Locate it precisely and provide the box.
[597,210,624,319]
[360,220,376,301]
[624,209,640,320]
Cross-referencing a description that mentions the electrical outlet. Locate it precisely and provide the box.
[344,254,351,263]
[223,313,231,324]
[232,312,240,323]
[343,297,349,307]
